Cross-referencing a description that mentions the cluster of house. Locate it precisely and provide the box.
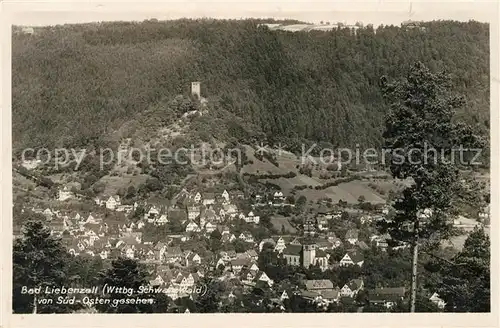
[22,198,449,312]
[286,279,445,311]
[297,279,367,306]
[94,195,136,213]
[251,191,291,208]
[256,231,367,273]
[57,185,82,202]
[24,187,269,259]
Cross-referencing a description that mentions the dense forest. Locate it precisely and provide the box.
[12,19,489,152]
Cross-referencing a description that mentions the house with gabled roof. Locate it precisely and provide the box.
[178,272,200,290]
[244,211,260,224]
[43,208,53,217]
[273,191,285,201]
[106,195,121,210]
[193,192,202,203]
[239,268,256,285]
[187,206,201,221]
[238,232,254,243]
[223,204,238,218]
[290,237,302,246]
[185,221,200,233]
[339,251,364,267]
[429,292,446,309]
[245,249,258,261]
[155,213,169,225]
[164,246,183,263]
[215,206,226,218]
[120,244,135,259]
[340,279,364,297]
[202,193,216,206]
[185,252,202,267]
[255,271,274,287]
[359,215,373,225]
[300,279,341,305]
[305,279,334,291]
[200,207,218,226]
[205,222,217,233]
[230,258,251,273]
[58,186,75,201]
[150,274,165,287]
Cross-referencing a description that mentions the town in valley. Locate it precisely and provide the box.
[12,17,491,314]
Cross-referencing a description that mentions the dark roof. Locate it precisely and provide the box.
[319,288,340,300]
[165,246,182,256]
[168,209,187,220]
[204,193,215,199]
[300,290,319,299]
[316,249,327,257]
[347,251,364,263]
[231,258,251,267]
[305,279,334,290]
[282,244,302,256]
[317,206,333,214]
[357,241,369,250]
[373,287,406,296]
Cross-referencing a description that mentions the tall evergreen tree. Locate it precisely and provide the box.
[94,257,169,313]
[13,220,79,313]
[378,61,485,311]
[427,226,490,312]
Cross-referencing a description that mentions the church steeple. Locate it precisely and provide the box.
[302,216,317,268]
[303,216,317,243]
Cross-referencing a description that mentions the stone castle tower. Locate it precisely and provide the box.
[302,216,317,268]
[191,82,201,99]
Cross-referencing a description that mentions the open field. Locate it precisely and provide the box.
[270,215,297,234]
[296,180,387,204]
[99,173,150,196]
[263,175,322,193]
[241,145,289,175]
[443,225,490,251]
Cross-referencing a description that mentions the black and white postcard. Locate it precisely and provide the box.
[1,1,498,328]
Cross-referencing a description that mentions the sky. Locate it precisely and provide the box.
[4,1,497,27]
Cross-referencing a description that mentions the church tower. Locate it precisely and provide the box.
[302,216,317,269]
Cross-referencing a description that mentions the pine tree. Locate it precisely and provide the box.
[94,257,169,313]
[430,226,490,312]
[12,220,79,313]
[378,62,485,311]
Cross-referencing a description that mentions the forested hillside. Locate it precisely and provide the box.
[12,19,489,151]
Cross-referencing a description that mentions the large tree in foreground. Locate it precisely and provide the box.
[95,257,170,313]
[13,220,79,313]
[379,62,485,312]
[425,226,490,312]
